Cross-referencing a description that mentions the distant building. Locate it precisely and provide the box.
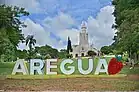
[70,22,98,58]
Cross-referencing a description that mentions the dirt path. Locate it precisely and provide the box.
[0,75,139,91]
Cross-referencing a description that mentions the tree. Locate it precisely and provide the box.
[66,54,73,58]
[67,37,72,54]
[112,0,139,61]
[0,28,16,62]
[25,35,36,61]
[45,54,51,59]
[58,49,68,59]
[100,46,113,55]
[87,50,96,57]
[0,5,29,46]
[35,44,59,59]
[0,5,29,62]
[16,49,28,59]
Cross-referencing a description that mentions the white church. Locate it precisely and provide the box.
[70,22,98,58]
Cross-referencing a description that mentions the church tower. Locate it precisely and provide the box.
[79,21,89,56]
[70,21,98,58]
[79,21,89,47]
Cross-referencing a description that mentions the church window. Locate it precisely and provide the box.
[75,54,78,57]
[81,53,84,57]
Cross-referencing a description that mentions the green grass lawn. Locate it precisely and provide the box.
[0,62,15,75]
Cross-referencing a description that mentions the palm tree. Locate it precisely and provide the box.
[25,35,36,62]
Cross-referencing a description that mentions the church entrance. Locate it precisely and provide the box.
[81,53,84,57]
[75,54,78,57]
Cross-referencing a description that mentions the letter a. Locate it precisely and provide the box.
[12,59,28,75]
[94,59,108,75]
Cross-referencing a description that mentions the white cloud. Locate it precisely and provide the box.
[22,18,51,45]
[4,0,42,13]
[87,6,115,49]
[43,12,79,48]
[57,29,79,45]
[44,12,76,33]
[18,18,64,50]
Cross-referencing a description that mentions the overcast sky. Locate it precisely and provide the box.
[1,0,116,50]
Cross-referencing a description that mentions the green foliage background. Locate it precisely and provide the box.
[112,0,139,59]
[0,5,29,62]
[101,0,139,62]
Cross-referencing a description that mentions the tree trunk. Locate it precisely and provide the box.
[137,54,139,61]
[134,53,136,62]
[129,50,131,59]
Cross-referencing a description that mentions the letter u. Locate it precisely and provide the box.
[78,59,93,74]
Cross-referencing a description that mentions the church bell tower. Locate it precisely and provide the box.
[79,21,89,46]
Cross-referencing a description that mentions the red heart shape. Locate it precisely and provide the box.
[108,58,123,75]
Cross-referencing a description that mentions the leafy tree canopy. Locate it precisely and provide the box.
[100,46,113,55]
[35,45,59,59]
[112,0,139,60]
[0,5,29,62]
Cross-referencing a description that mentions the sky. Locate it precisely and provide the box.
[1,0,116,50]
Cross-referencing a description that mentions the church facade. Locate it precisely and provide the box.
[70,22,98,58]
